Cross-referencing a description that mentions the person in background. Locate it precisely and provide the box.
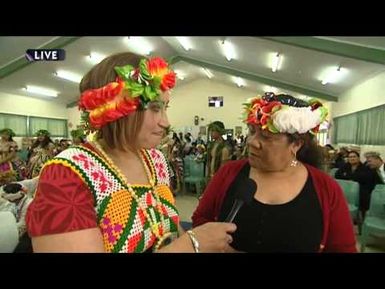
[193,92,356,252]
[26,52,236,253]
[0,129,20,185]
[1,183,33,238]
[206,121,230,180]
[70,128,87,145]
[365,152,385,185]
[27,130,55,178]
[333,147,349,169]
[335,151,376,218]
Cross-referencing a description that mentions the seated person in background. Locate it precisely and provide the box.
[192,92,356,253]
[333,147,349,169]
[194,144,206,163]
[0,191,16,214]
[335,151,376,218]
[17,177,39,198]
[365,152,385,185]
[1,183,32,238]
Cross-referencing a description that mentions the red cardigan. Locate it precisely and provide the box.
[192,159,357,253]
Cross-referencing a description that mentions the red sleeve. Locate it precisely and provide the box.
[324,179,357,253]
[192,160,247,227]
[307,165,357,253]
[26,163,98,237]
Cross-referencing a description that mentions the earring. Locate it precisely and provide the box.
[290,151,298,167]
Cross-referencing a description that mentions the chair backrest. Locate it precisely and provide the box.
[367,184,385,218]
[189,160,205,178]
[183,155,195,175]
[335,179,360,207]
[17,149,29,162]
[0,212,19,253]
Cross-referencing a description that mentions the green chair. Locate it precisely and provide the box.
[183,157,205,196]
[360,184,385,252]
[183,155,194,177]
[335,179,361,231]
[17,149,29,162]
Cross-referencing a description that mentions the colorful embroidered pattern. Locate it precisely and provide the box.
[46,145,179,253]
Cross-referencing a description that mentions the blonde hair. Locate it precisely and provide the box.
[79,52,146,151]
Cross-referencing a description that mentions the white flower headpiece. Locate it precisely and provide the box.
[243,93,328,134]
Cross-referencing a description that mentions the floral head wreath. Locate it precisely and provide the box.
[78,56,176,131]
[0,128,16,137]
[70,128,85,139]
[242,92,328,134]
[35,129,51,137]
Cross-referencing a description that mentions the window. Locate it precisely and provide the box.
[0,113,67,138]
[0,113,28,136]
[29,116,68,137]
[333,104,385,145]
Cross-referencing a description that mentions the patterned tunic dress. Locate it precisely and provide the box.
[26,143,180,253]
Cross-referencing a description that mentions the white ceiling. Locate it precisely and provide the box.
[1,36,385,106]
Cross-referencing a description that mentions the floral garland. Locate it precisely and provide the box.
[79,57,176,131]
[242,93,328,134]
[35,129,50,137]
[0,128,16,137]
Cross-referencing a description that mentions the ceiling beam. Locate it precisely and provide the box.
[260,37,385,65]
[173,55,338,102]
[0,37,81,80]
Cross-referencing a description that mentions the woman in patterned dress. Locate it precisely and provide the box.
[26,130,55,178]
[0,128,21,185]
[26,52,236,253]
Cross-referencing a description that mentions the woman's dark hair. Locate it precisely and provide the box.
[348,151,360,158]
[172,133,181,144]
[3,183,23,194]
[30,135,53,150]
[325,144,335,150]
[287,133,323,168]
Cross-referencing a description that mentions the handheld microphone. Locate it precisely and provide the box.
[224,178,257,222]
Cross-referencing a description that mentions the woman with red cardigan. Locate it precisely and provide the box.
[192,93,356,253]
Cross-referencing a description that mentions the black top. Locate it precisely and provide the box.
[218,163,323,253]
[335,162,378,211]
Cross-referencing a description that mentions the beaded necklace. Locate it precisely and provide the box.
[91,140,172,251]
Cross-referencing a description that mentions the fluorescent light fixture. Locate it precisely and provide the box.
[174,70,186,80]
[55,70,82,83]
[176,37,192,51]
[220,40,236,61]
[202,68,214,79]
[23,85,58,97]
[321,66,347,85]
[272,53,281,72]
[126,37,152,55]
[88,52,105,64]
[233,76,245,87]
